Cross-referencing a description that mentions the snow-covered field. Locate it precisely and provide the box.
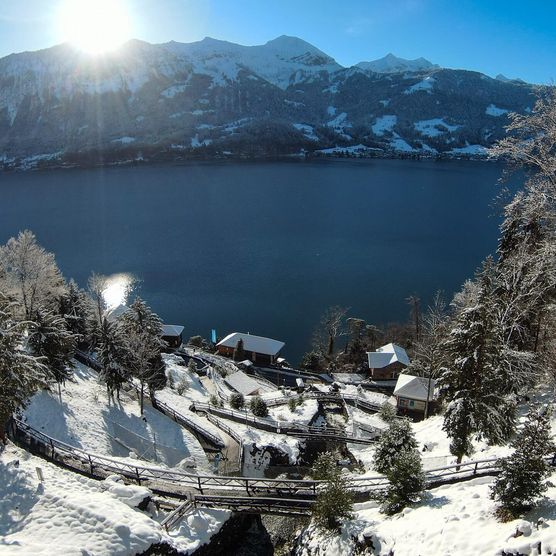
[0,443,230,555]
[297,473,556,556]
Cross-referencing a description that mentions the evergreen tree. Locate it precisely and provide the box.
[373,418,418,475]
[0,293,50,437]
[249,396,268,417]
[97,318,129,401]
[311,452,353,531]
[28,306,76,401]
[120,298,167,410]
[381,450,426,515]
[229,392,245,410]
[439,260,516,464]
[233,338,245,361]
[378,401,398,424]
[491,406,556,519]
[58,279,94,347]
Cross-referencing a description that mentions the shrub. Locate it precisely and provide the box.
[288,398,297,413]
[250,396,268,418]
[187,358,198,373]
[188,335,204,348]
[209,394,220,407]
[229,392,245,410]
[176,376,189,395]
[378,401,397,423]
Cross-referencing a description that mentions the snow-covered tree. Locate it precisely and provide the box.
[439,260,516,464]
[0,293,50,438]
[491,406,556,519]
[120,298,167,411]
[311,452,353,531]
[96,318,129,401]
[250,396,268,417]
[381,449,426,515]
[229,392,245,410]
[87,273,109,326]
[58,279,95,347]
[373,417,418,475]
[0,230,65,319]
[28,306,76,401]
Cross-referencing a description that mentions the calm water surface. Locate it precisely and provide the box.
[0,159,512,363]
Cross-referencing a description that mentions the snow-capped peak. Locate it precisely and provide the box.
[356,53,439,74]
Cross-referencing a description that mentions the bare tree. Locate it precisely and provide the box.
[87,273,109,325]
[406,294,421,342]
[317,305,349,357]
[0,230,65,319]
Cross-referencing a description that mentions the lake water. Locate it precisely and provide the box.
[0,159,513,363]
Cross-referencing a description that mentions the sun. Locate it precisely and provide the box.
[57,0,133,54]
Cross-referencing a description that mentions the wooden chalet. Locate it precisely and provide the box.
[366,343,409,380]
[393,374,437,419]
[216,332,285,366]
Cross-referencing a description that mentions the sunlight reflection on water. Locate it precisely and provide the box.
[102,273,135,310]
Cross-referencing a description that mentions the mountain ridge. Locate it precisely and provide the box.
[0,36,539,169]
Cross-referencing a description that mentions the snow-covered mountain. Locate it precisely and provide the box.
[0,36,537,168]
[356,53,439,74]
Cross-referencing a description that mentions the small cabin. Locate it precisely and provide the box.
[216,332,285,366]
[393,374,437,419]
[161,324,184,349]
[367,343,409,380]
[225,370,264,396]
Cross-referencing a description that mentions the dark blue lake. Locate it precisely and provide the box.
[0,159,513,363]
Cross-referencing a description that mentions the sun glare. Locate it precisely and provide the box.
[102,273,134,310]
[57,0,133,54]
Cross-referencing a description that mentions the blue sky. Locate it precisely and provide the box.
[0,0,554,83]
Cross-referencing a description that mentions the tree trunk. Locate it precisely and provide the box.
[327,335,334,357]
[58,381,62,403]
[140,382,145,415]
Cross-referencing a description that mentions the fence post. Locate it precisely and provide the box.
[50,438,55,459]
[197,476,203,494]
[88,454,94,475]
[474,462,478,475]
[135,467,141,484]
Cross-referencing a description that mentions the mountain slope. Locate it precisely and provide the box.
[0,37,537,168]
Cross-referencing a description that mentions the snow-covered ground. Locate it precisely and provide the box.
[22,361,209,471]
[0,443,230,555]
[297,473,556,556]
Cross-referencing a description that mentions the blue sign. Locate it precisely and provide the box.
[211,329,217,343]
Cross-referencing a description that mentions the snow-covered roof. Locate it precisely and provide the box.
[225,371,263,396]
[394,374,436,402]
[161,324,184,337]
[217,332,285,356]
[367,343,410,369]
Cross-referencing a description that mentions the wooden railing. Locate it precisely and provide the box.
[190,401,380,444]
[10,418,556,503]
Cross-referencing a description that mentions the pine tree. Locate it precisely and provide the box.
[233,338,245,361]
[28,306,76,401]
[491,406,556,519]
[373,418,418,475]
[229,392,245,410]
[58,279,94,347]
[249,396,268,417]
[311,452,353,531]
[0,293,50,437]
[439,260,516,464]
[97,318,129,401]
[381,450,426,515]
[120,298,167,411]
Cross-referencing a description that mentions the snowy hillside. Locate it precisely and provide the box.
[0,36,536,167]
[0,443,230,555]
